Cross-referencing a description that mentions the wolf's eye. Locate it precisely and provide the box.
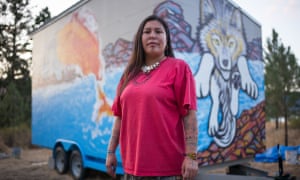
[228,38,236,49]
[214,39,220,46]
[212,35,220,46]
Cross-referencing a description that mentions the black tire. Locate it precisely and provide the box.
[54,146,68,174]
[70,149,85,180]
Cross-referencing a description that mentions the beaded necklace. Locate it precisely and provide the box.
[141,56,166,74]
[141,61,160,74]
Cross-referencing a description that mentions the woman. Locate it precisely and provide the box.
[106,15,198,179]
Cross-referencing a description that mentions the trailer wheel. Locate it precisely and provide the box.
[54,146,68,174]
[70,149,85,180]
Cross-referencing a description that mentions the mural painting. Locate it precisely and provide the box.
[32,0,265,170]
[102,0,265,165]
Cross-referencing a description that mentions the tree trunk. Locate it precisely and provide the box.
[275,117,279,129]
[284,114,288,146]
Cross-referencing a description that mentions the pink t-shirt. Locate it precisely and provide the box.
[112,57,197,176]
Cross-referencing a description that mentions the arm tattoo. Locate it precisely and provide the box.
[183,110,198,153]
[107,117,121,152]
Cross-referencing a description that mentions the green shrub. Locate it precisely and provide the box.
[0,82,28,128]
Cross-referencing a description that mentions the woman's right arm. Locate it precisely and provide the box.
[105,116,121,178]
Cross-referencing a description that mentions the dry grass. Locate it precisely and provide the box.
[0,124,32,149]
[266,121,300,148]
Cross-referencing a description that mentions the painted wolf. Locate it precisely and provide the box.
[194,0,258,147]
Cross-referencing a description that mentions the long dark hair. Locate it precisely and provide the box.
[118,15,174,95]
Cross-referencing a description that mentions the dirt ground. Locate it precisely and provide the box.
[0,148,299,180]
[0,148,73,180]
[0,148,116,180]
[0,121,299,180]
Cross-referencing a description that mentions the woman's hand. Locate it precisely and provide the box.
[106,153,117,178]
[106,117,121,178]
[181,157,198,179]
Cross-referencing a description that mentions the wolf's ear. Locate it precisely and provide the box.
[230,9,243,31]
[200,0,216,25]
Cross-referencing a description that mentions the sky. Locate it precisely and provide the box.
[30,0,300,61]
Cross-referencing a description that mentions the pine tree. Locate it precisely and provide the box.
[0,0,32,83]
[0,0,51,127]
[265,29,300,146]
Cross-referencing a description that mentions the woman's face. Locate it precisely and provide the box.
[142,20,167,59]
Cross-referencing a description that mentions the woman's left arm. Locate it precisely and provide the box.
[182,109,198,179]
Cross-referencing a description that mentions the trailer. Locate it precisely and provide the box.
[31,0,265,179]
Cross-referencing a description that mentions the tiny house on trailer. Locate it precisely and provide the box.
[31,0,266,179]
